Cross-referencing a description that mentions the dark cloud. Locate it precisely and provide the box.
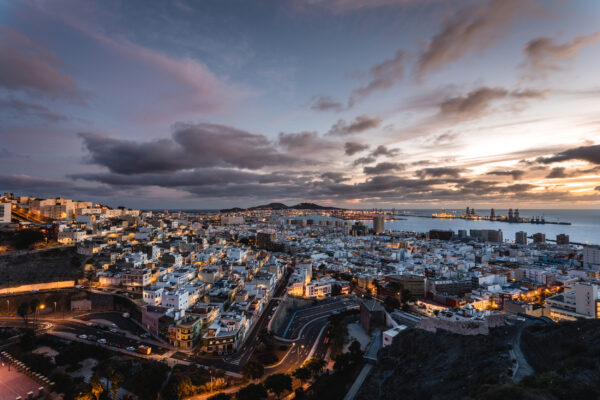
[0,26,88,104]
[320,172,348,183]
[416,167,465,178]
[71,168,292,187]
[416,0,529,77]
[344,142,369,156]
[327,114,382,136]
[278,131,335,152]
[363,162,405,175]
[0,147,28,159]
[486,169,525,180]
[0,173,119,199]
[308,94,344,112]
[536,144,600,165]
[546,167,568,179]
[371,145,400,158]
[596,186,600,192]
[522,31,600,76]
[79,123,301,174]
[438,87,545,121]
[349,51,404,105]
[352,156,376,166]
[0,97,68,122]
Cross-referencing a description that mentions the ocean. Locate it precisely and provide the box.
[290,209,599,245]
[366,209,599,246]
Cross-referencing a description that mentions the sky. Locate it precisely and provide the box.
[0,0,599,210]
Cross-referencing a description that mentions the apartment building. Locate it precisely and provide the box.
[546,283,600,321]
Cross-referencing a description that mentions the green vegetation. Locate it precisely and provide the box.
[264,373,292,399]
[236,383,268,400]
[241,360,265,380]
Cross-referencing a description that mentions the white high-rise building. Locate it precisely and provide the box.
[546,283,600,321]
[0,203,11,223]
[373,215,385,234]
[583,246,600,270]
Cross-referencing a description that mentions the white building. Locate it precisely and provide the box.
[0,203,11,223]
[583,246,600,270]
[162,289,189,311]
[546,282,600,321]
[143,286,165,306]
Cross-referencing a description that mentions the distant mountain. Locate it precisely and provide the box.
[220,202,342,213]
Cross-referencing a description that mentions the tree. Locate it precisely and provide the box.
[304,358,326,376]
[109,371,123,400]
[164,375,194,400]
[241,360,265,380]
[18,301,29,328]
[208,394,231,400]
[236,383,267,400]
[383,296,400,312]
[89,375,104,400]
[14,229,44,249]
[294,387,306,399]
[348,340,363,362]
[29,298,40,331]
[264,374,292,400]
[292,367,311,385]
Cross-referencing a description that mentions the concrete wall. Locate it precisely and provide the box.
[271,295,316,336]
[0,280,75,294]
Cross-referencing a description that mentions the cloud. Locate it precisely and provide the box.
[0,26,87,104]
[301,0,421,13]
[0,97,68,122]
[308,95,345,112]
[536,144,600,165]
[416,167,465,178]
[596,186,600,192]
[485,169,525,180]
[546,167,568,179]
[327,114,382,136]
[349,51,404,106]
[437,87,545,121]
[278,131,336,152]
[320,172,348,183]
[79,123,301,174]
[344,142,369,156]
[415,0,529,77]
[371,145,400,158]
[353,156,377,166]
[522,31,600,77]
[363,162,405,175]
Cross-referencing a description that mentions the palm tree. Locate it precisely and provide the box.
[29,298,40,331]
[109,371,124,400]
[264,374,292,400]
[303,358,326,376]
[292,367,311,386]
[17,302,29,328]
[89,375,104,400]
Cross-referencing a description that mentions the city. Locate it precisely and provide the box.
[0,193,599,399]
[1,1,600,400]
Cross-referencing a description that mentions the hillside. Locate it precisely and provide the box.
[356,326,514,400]
[357,319,600,400]
[220,202,342,212]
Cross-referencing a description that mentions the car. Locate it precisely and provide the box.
[97,338,107,344]
[111,323,117,327]
[140,333,150,338]
[126,346,136,352]
[110,328,117,333]
[78,334,88,340]
[88,335,97,341]
[122,312,130,318]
